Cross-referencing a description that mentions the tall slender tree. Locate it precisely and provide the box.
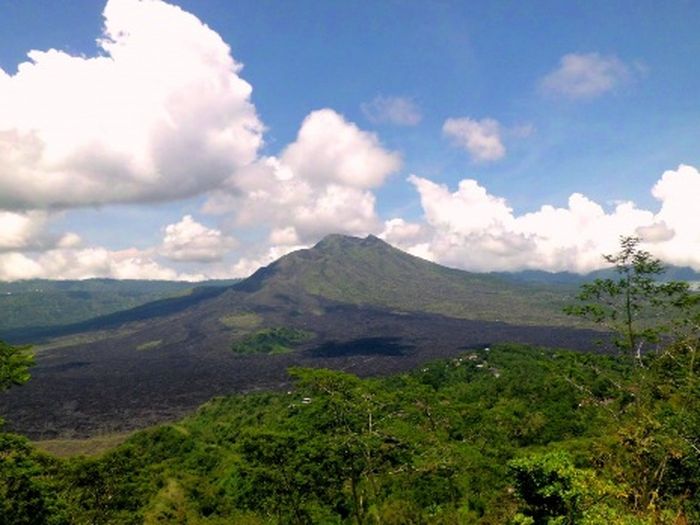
[565,236,690,363]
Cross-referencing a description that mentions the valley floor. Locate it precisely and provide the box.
[0,305,605,439]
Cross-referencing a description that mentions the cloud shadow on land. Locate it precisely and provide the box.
[306,336,414,357]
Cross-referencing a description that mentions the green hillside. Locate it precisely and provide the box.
[241,234,578,326]
[0,279,238,332]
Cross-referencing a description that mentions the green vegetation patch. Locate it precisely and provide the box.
[33,432,132,458]
[219,311,262,330]
[136,340,162,351]
[231,326,314,354]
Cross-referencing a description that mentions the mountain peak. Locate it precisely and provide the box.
[314,233,390,251]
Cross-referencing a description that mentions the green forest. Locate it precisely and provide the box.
[1,240,699,524]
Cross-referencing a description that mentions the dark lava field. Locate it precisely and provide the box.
[0,302,606,439]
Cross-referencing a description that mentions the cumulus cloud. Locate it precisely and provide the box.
[269,227,300,246]
[442,117,506,163]
[160,215,236,262]
[380,218,427,245]
[0,0,263,209]
[636,222,675,243]
[0,210,80,252]
[205,109,400,244]
[0,1,404,280]
[361,96,422,126]
[385,165,700,273]
[540,52,634,99]
[281,109,401,189]
[648,165,700,267]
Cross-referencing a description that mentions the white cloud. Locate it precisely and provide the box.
[0,210,80,252]
[0,211,51,251]
[361,96,422,126]
[0,246,204,282]
[540,52,633,99]
[0,0,263,209]
[0,2,404,281]
[380,218,426,245]
[387,165,700,273]
[0,253,43,281]
[160,215,236,262]
[269,227,300,246]
[649,164,700,266]
[206,109,400,244]
[636,221,675,243]
[442,117,506,163]
[281,109,401,189]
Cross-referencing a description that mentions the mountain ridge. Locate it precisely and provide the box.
[232,233,575,326]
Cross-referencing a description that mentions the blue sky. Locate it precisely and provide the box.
[0,0,699,279]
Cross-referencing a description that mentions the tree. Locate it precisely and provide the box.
[0,340,34,392]
[509,451,644,525]
[0,342,67,524]
[1,340,34,428]
[565,236,691,363]
[564,239,700,519]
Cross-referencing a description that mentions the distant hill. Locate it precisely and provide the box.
[0,278,239,332]
[495,265,700,287]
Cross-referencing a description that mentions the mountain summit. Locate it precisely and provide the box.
[236,234,571,325]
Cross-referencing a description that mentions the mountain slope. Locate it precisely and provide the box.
[236,234,575,325]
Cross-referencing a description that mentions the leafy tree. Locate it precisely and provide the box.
[0,339,34,393]
[0,434,69,525]
[1,340,34,429]
[509,451,645,525]
[564,240,700,521]
[0,342,67,524]
[0,339,34,431]
[565,236,690,363]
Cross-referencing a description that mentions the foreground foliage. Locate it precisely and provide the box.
[1,339,699,524]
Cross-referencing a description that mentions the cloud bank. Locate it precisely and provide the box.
[160,215,236,263]
[382,165,700,273]
[206,108,401,246]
